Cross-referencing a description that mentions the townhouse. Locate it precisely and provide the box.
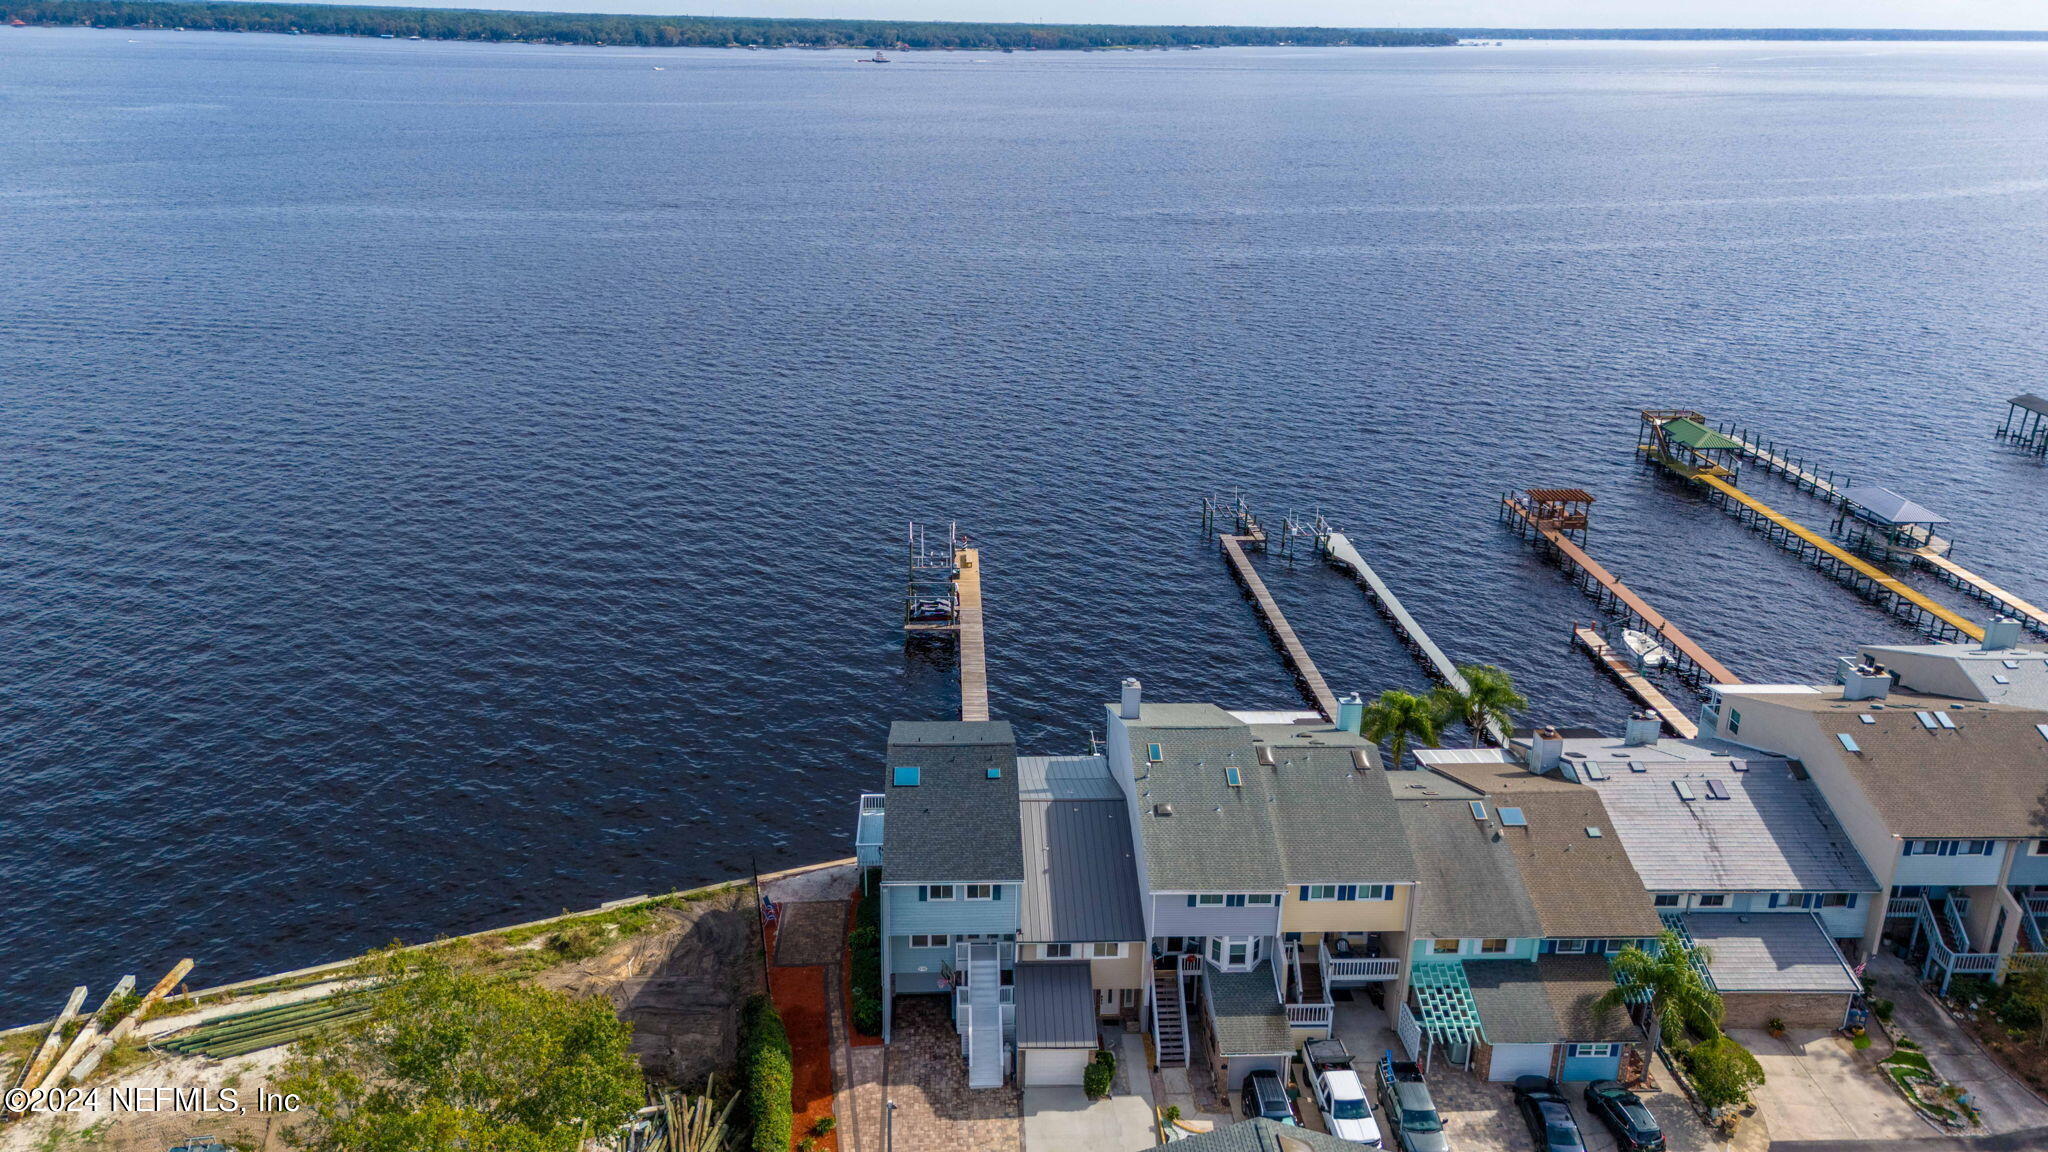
[1700,622,2048,992]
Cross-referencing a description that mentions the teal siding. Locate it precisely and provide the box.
[1408,938,1539,963]
[883,883,1019,937]
[889,939,955,976]
[1559,1046,1622,1082]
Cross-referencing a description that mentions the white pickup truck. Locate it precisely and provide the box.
[1303,1039,1383,1148]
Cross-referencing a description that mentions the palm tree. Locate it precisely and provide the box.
[1359,689,1442,771]
[1432,664,1527,747]
[1593,929,1723,1057]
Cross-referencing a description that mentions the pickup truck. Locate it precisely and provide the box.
[1375,1054,1450,1152]
[1302,1039,1383,1148]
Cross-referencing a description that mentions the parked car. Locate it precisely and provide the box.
[1375,1054,1449,1152]
[1584,1081,1666,1152]
[1512,1076,1587,1152]
[1242,1069,1299,1125]
[1302,1039,1381,1147]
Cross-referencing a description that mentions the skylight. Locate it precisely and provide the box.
[1995,675,2011,685]
[1585,827,1603,838]
[1860,715,1876,724]
[987,768,1002,779]
[2005,661,2021,671]
[1584,764,1606,780]
[893,766,921,787]
[1838,733,1861,753]
[1935,712,1957,730]
[1916,712,1938,730]
[1147,743,1163,763]
[1704,779,1729,800]
[1225,766,1242,788]
[1498,807,1528,827]
[1470,800,1488,821]
[1627,761,1646,773]
[2036,723,2048,743]
[1673,781,1697,802]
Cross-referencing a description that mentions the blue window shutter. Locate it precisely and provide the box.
[1187,895,1197,907]
[1339,885,1356,902]
[992,885,1002,900]
[1767,893,1779,909]
[1845,894,1858,908]
[1300,886,1311,901]
[1539,939,1552,954]
[1226,894,1245,908]
[918,886,927,902]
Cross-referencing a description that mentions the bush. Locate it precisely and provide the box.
[1162,1105,1181,1125]
[1084,1048,1115,1099]
[741,994,794,1152]
[1871,996,1895,1023]
[1685,1036,1765,1111]
[849,876,884,1038]
[813,1116,835,1135]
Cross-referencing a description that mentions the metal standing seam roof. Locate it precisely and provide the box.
[1017,754,1122,800]
[882,721,1023,883]
[1462,957,1637,1045]
[1679,913,1861,994]
[1660,417,1744,452]
[1205,962,1294,1056]
[1013,961,1097,1048]
[1838,485,1948,527]
[2011,394,2048,417]
[1579,753,1878,894]
[1019,796,1145,943]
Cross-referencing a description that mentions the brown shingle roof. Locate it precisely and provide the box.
[1428,761,1663,939]
[1815,706,2048,839]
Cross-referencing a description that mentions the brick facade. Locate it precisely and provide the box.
[1720,991,1852,1031]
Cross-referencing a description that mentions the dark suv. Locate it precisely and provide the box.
[1242,1069,1298,1125]
[1584,1080,1666,1152]
[1512,1076,1587,1152]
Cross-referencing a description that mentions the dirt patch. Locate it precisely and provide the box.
[775,903,845,968]
[0,1046,296,1152]
[536,885,764,1089]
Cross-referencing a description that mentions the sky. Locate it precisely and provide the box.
[334,0,2048,29]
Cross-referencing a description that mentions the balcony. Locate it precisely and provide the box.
[1326,956,1401,982]
[854,793,885,867]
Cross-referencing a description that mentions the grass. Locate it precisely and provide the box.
[1852,1032,1873,1050]
[1883,1049,1933,1074]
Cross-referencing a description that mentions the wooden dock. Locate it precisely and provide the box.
[1574,626,1698,739]
[1502,493,1741,686]
[1219,523,1339,721]
[954,547,989,723]
[1920,554,2048,637]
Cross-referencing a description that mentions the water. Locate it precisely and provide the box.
[5,30,2048,1013]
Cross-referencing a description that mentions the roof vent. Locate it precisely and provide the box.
[1839,657,1892,702]
[1257,746,1276,767]
[1153,803,1173,817]
[1120,677,1142,720]
[1622,712,1661,747]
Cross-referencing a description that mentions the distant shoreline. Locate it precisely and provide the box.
[10,3,2048,52]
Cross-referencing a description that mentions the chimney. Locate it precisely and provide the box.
[1622,711,1662,747]
[1527,727,1565,774]
[1336,692,1364,734]
[1838,657,1891,702]
[1119,677,1142,720]
[1982,616,2023,653]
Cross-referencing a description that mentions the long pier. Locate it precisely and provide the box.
[1573,625,1699,739]
[1210,509,1339,721]
[1500,491,1740,687]
[1319,531,1505,745]
[954,547,989,722]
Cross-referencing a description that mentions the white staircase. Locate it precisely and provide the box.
[966,943,1004,1089]
[1152,968,1188,1068]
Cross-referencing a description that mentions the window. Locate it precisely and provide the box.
[908,934,949,949]
[965,884,995,901]
[1246,894,1276,905]
[1498,807,1528,827]
[1838,733,1861,754]
[924,885,955,901]
[1092,942,1122,958]
[1909,840,1995,857]
[1568,1044,1617,1059]
[1695,894,1728,908]
[1653,894,1681,907]
[1305,885,1341,902]
[1432,939,1462,954]
[1727,709,1742,736]
[1818,893,1857,908]
[1146,743,1163,763]
[1553,939,1587,954]
[2033,841,2048,857]
[1227,941,1248,965]
[1480,939,1509,954]
[1042,944,1074,959]
[1195,894,1225,906]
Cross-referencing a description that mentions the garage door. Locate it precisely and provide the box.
[1022,1048,1092,1086]
[1487,1043,1555,1082]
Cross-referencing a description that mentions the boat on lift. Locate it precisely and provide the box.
[1622,628,1674,669]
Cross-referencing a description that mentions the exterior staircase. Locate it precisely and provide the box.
[1152,968,1188,1068]
[965,943,1003,1089]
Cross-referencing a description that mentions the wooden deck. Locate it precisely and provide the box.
[1574,626,1698,739]
[953,547,988,723]
[1503,496,1741,685]
[1219,527,1339,721]
[1920,553,2048,636]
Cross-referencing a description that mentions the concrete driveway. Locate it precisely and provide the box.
[1733,1027,1924,1142]
[1867,955,2048,1135]
[1022,1085,1154,1152]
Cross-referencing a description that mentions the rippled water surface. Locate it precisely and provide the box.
[5,31,2048,1011]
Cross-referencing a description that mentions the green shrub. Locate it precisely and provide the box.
[1083,1048,1115,1099]
[814,1116,835,1136]
[1685,1036,1765,1111]
[849,886,883,1038]
[740,994,793,1152]
[1871,996,1895,1023]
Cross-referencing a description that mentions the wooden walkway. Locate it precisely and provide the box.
[1322,532,1504,744]
[1574,626,1698,739]
[1922,554,2048,635]
[954,547,989,723]
[1502,496,1741,685]
[1219,527,1339,721]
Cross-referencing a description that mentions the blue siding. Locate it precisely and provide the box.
[889,940,955,976]
[1558,1047,1622,1082]
[2007,850,2048,887]
[884,883,1019,937]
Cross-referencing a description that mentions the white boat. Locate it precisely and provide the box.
[1623,628,1674,669]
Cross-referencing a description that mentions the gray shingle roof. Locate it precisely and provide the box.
[1396,799,1544,941]
[1205,963,1293,1056]
[1572,742,1878,894]
[1464,957,1635,1045]
[884,721,1022,883]
[1014,961,1097,1048]
[1681,913,1862,994]
[1151,1118,1364,1152]
[1020,798,1145,942]
[1127,712,1413,891]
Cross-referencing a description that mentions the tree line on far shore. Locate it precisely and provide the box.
[1,0,1460,49]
